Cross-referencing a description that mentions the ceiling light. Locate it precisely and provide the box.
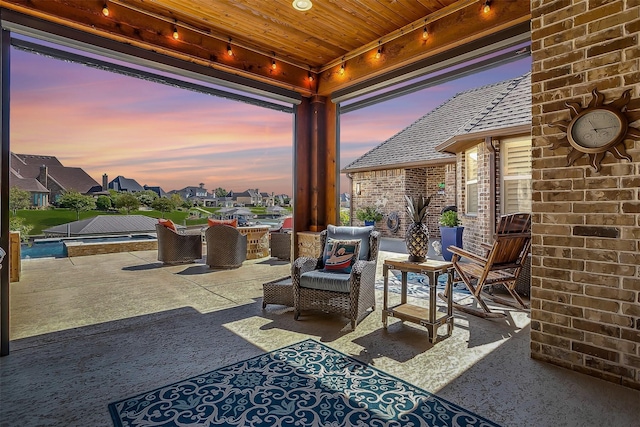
[227,40,233,56]
[102,3,109,16]
[308,72,314,82]
[375,42,382,59]
[483,0,491,13]
[423,27,428,40]
[272,59,277,70]
[339,62,345,75]
[292,0,313,11]
[173,27,179,40]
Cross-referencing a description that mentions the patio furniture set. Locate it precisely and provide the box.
[156,220,292,269]
[263,213,532,342]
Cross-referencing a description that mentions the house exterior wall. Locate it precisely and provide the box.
[456,141,495,255]
[350,165,450,239]
[532,0,640,389]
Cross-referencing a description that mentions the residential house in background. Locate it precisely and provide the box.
[10,153,102,206]
[108,175,145,193]
[343,72,531,255]
[340,193,350,208]
[143,185,166,198]
[170,184,208,203]
[230,189,262,206]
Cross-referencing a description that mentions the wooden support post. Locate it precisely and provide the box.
[293,96,338,258]
[9,232,19,283]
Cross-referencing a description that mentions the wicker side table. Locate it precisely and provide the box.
[262,276,294,308]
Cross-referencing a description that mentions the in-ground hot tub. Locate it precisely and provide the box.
[22,234,158,259]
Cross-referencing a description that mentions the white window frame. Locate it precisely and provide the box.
[501,136,532,214]
[465,146,478,215]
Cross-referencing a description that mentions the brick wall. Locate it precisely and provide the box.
[351,165,449,238]
[532,0,640,389]
[456,142,495,255]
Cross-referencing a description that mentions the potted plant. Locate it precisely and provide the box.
[439,209,463,261]
[355,206,383,226]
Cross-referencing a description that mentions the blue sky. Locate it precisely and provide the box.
[10,45,531,195]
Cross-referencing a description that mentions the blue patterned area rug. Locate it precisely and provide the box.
[109,339,501,427]
[375,271,473,303]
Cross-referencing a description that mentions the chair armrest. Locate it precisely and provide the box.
[349,259,377,293]
[351,259,374,276]
[292,256,319,281]
[448,246,487,264]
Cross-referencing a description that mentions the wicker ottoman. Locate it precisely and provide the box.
[262,276,294,308]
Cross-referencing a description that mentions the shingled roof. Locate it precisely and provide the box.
[11,153,101,194]
[43,215,159,236]
[342,72,531,173]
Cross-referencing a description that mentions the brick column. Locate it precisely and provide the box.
[531,0,640,389]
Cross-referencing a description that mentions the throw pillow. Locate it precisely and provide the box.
[327,224,373,260]
[158,218,177,232]
[208,218,238,228]
[322,238,360,274]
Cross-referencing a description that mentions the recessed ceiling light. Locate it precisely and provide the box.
[292,0,312,11]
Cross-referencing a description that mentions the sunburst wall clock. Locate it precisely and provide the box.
[549,88,640,172]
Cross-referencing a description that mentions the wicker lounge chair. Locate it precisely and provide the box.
[205,225,247,269]
[270,232,291,260]
[156,224,202,265]
[292,225,379,330]
[444,212,532,318]
[269,216,292,260]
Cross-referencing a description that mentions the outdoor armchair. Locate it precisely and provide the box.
[444,212,532,318]
[156,224,202,265]
[205,225,247,269]
[292,225,379,330]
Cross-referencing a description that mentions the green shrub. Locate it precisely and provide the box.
[356,206,382,222]
[439,210,460,227]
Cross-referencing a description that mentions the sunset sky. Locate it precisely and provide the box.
[11,44,531,196]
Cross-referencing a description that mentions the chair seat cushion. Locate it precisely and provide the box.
[208,218,238,228]
[300,270,351,293]
[158,218,177,232]
[327,224,373,260]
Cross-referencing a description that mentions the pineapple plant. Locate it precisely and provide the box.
[404,195,431,262]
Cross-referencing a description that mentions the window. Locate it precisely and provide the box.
[501,137,532,214]
[465,146,478,214]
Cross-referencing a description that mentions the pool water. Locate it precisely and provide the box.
[21,235,156,259]
[21,241,66,259]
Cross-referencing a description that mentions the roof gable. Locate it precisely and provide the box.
[341,73,530,172]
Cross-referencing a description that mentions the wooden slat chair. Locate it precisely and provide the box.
[446,213,532,318]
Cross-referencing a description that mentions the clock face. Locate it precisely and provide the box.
[568,109,625,152]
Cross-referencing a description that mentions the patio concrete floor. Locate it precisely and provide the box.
[1,248,638,426]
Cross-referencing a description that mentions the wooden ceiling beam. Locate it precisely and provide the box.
[0,0,316,95]
[0,0,530,100]
[316,0,531,96]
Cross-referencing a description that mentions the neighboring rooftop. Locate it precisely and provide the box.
[342,72,532,173]
[109,176,145,193]
[11,152,102,194]
[43,215,159,237]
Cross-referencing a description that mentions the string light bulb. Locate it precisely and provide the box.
[483,0,491,13]
[376,41,382,59]
[272,59,277,70]
[102,3,109,16]
[308,72,314,82]
[227,39,233,56]
[339,62,345,75]
[423,27,428,40]
[173,27,179,40]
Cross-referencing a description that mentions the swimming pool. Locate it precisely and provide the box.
[21,234,157,259]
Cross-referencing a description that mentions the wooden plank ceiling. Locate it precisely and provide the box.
[0,0,530,97]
